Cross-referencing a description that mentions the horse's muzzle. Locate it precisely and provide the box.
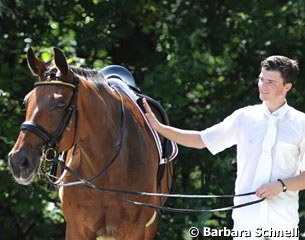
[8,148,40,185]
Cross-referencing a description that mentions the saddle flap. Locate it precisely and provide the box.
[136,97,178,164]
[101,65,178,165]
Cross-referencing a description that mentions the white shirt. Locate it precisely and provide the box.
[200,102,305,228]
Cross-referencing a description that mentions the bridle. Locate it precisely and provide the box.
[20,77,79,163]
[20,73,126,182]
[19,75,265,213]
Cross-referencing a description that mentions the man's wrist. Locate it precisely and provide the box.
[277,179,287,192]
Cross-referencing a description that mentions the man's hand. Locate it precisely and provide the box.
[142,98,205,149]
[142,98,162,131]
[256,181,283,199]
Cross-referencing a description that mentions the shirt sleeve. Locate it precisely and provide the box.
[200,109,242,155]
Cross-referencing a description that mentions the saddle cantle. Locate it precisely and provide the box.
[100,65,178,164]
[100,65,141,92]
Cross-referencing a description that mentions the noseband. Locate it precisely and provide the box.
[20,78,79,160]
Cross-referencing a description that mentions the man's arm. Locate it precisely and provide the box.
[256,171,305,199]
[281,171,305,191]
[142,98,206,149]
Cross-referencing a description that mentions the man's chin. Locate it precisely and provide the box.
[259,94,269,101]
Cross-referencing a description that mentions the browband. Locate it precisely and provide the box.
[34,81,76,89]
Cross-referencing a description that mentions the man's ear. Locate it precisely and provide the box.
[285,83,292,92]
[27,47,46,76]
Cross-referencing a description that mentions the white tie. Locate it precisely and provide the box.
[251,104,288,226]
[252,115,278,191]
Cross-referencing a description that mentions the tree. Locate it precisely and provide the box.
[1,0,305,239]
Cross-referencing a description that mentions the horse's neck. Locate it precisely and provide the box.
[76,80,121,160]
[73,79,158,183]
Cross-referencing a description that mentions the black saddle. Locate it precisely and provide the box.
[100,65,177,164]
[100,65,141,93]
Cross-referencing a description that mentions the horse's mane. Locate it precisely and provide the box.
[71,66,105,83]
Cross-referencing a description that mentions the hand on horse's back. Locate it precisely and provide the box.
[143,98,162,131]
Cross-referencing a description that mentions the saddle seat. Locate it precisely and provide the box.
[100,65,178,164]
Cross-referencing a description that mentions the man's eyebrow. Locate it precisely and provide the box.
[258,76,275,82]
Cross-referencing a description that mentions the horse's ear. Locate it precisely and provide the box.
[53,47,69,75]
[27,48,46,76]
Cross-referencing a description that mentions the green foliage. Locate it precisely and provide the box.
[1,0,305,239]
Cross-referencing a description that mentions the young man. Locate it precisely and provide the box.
[143,56,305,239]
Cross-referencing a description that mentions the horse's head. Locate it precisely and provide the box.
[8,47,78,185]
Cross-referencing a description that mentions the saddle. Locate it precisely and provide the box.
[100,65,178,165]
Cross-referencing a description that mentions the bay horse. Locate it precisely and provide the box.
[8,47,173,240]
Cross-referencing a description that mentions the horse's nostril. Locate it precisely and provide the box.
[20,157,30,169]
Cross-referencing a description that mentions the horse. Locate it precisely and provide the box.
[8,47,174,240]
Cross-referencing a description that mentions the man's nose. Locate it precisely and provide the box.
[258,80,266,88]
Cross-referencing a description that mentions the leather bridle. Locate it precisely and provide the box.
[20,75,125,183]
[20,78,79,161]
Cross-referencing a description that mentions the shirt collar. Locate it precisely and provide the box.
[261,101,289,119]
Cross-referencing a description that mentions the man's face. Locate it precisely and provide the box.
[258,68,292,102]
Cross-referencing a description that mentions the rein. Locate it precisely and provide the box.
[46,151,265,213]
[46,88,126,184]
[86,88,125,182]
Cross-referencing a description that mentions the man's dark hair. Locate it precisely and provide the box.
[261,55,299,84]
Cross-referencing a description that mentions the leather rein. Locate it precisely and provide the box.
[52,154,265,213]
[20,77,265,213]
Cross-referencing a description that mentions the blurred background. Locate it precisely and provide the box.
[1,0,305,239]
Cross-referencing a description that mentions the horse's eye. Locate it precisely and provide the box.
[57,102,66,109]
